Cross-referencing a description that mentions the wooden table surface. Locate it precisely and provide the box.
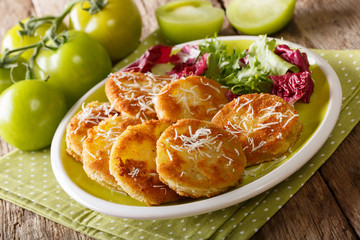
[1,0,359,239]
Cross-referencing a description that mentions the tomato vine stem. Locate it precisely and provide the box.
[17,16,56,37]
[0,0,88,79]
[81,0,109,14]
[0,0,110,79]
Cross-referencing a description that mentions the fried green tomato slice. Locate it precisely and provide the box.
[110,119,181,205]
[212,93,303,166]
[156,119,246,198]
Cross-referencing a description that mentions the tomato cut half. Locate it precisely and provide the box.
[156,0,224,44]
[226,0,296,35]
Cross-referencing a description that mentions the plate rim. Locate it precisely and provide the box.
[51,35,342,220]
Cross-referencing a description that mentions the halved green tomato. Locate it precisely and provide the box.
[226,0,296,35]
[156,0,224,44]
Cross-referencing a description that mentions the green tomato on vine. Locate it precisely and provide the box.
[69,0,142,62]
[33,30,112,108]
[0,80,67,151]
[0,55,27,94]
[1,17,68,61]
[0,0,124,151]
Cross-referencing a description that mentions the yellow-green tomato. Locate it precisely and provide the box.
[155,0,224,44]
[33,30,112,108]
[226,0,296,35]
[0,80,67,151]
[69,0,142,62]
[0,55,27,94]
[1,17,68,60]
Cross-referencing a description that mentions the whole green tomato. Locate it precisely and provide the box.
[69,0,142,62]
[0,55,27,94]
[1,17,68,60]
[33,30,112,107]
[0,80,67,151]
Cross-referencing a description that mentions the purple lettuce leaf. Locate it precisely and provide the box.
[269,71,314,105]
[122,44,173,73]
[274,44,310,72]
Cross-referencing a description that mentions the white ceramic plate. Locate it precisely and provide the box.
[51,36,342,220]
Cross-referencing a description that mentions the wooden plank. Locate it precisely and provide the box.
[31,0,68,17]
[251,171,358,240]
[0,0,36,40]
[133,0,168,39]
[31,0,70,26]
[221,0,360,49]
[320,124,360,236]
[0,199,92,239]
[220,0,360,238]
[0,139,14,154]
[280,0,360,49]
[0,2,92,240]
[0,0,24,158]
[0,0,359,239]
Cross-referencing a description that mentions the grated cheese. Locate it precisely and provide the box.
[223,97,299,153]
[199,78,221,93]
[220,154,234,166]
[170,127,220,159]
[128,167,140,178]
[72,102,117,134]
[166,149,173,161]
[83,147,96,159]
[153,185,167,194]
[171,80,219,115]
[95,125,122,144]
[234,148,240,156]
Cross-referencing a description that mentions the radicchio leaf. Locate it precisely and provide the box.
[169,45,200,64]
[239,49,249,66]
[269,71,314,105]
[122,44,173,73]
[274,44,310,72]
[225,89,240,101]
[169,45,208,78]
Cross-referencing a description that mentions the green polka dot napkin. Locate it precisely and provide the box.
[0,30,359,240]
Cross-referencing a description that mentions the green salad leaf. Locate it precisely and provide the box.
[231,58,273,94]
[198,37,245,83]
[198,35,299,95]
[247,36,299,75]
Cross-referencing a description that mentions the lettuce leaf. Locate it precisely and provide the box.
[196,36,299,95]
[168,45,208,77]
[122,44,173,73]
[247,36,299,76]
[120,36,313,104]
[198,38,247,86]
[269,71,314,104]
[274,44,309,72]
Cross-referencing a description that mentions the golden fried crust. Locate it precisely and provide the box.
[109,120,181,205]
[105,71,173,121]
[65,101,119,162]
[82,115,141,193]
[154,76,228,122]
[212,93,303,166]
[156,119,246,198]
